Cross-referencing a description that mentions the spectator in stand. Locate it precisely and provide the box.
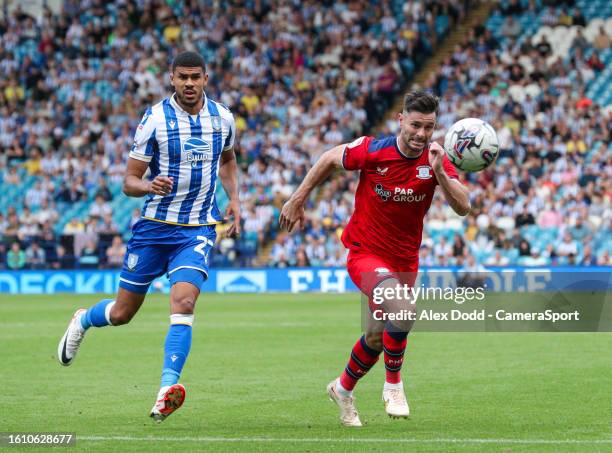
[25,181,47,208]
[295,247,311,268]
[78,241,99,268]
[7,242,26,270]
[486,250,510,266]
[105,235,126,268]
[63,218,85,235]
[3,167,19,185]
[35,199,59,225]
[452,234,466,258]
[556,232,578,257]
[89,195,112,218]
[127,208,141,230]
[94,177,113,202]
[99,213,119,235]
[593,26,611,51]
[25,241,46,269]
[501,16,521,40]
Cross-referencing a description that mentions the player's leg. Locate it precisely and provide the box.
[58,221,167,366]
[57,288,150,366]
[377,272,418,418]
[327,251,390,426]
[150,279,202,422]
[337,314,384,396]
[150,226,214,423]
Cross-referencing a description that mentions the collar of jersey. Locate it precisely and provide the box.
[395,137,424,160]
[170,92,208,116]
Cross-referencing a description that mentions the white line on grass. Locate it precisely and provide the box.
[79,436,612,445]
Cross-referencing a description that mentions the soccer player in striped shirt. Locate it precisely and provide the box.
[280,91,470,426]
[58,51,240,422]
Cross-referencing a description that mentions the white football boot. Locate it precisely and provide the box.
[57,309,87,366]
[150,384,186,423]
[327,378,362,427]
[382,383,410,418]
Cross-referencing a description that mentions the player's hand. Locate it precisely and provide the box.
[428,141,445,175]
[149,176,174,196]
[224,200,241,238]
[279,197,305,233]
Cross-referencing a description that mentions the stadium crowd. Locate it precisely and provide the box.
[0,0,610,270]
[269,1,612,268]
[0,0,467,269]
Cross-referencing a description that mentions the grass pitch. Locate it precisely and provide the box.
[1,293,611,452]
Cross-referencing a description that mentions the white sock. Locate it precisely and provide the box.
[384,381,404,390]
[335,379,353,397]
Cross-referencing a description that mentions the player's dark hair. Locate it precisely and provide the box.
[403,90,439,115]
[172,51,206,73]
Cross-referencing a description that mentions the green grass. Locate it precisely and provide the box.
[1,293,611,452]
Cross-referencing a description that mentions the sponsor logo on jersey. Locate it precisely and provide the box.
[375,184,426,203]
[416,165,432,180]
[183,137,212,167]
[374,184,391,201]
[393,187,426,203]
[375,267,391,275]
[376,166,389,176]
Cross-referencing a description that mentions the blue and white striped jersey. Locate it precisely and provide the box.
[129,94,235,226]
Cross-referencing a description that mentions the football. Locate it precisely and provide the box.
[444,118,499,172]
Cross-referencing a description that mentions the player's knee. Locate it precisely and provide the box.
[109,305,135,326]
[171,294,196,314]
[364,331,383,352]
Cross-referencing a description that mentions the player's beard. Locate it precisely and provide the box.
[401,132,427,155]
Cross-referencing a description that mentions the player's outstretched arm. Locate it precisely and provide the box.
[122,157,173,197]
[428,142,471,216]
[219,148,241,237]
[280,144,345,232]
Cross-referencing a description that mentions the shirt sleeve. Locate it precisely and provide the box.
[129,108,156,162]
[223,113,236,151]
[442,153,459,179]
[342,136,371,171]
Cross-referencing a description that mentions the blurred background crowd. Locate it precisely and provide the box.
[0,0,610,270]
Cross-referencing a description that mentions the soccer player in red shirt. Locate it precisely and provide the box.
[280,91,470,426]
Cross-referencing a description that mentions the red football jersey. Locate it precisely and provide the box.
[341,135,459,262]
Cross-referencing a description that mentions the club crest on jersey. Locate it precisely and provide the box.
[127,253,139,270]
[416,165,432,180]
[376,166,388,176]
[183,137,212,167]
[211,116,222,131]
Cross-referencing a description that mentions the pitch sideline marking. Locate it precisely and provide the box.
[79,436,612,444]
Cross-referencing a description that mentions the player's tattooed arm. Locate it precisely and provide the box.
[219,148,241,237]
[280,144,345,232]
[429,142,471,216]
[123,157,173,197]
